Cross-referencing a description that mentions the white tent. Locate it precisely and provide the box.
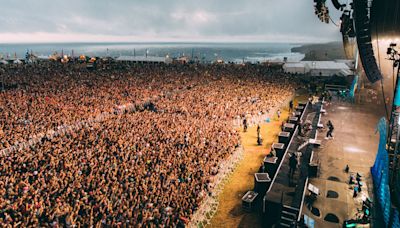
[37,55,50,60]
[0,60,8,65]
[13,59,23,64]
[283,60,353,76]
[115,56,171,64]
[283,62,306,74]
[304,61,351,77]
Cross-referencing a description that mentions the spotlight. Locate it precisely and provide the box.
[314,0,330,24]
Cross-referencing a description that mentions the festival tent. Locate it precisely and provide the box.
[13,59,23,64]
[116,56,172,64]
[283,62,306,74]
[283,61,353,76]
[37,55,50,60]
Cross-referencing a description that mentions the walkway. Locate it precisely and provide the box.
[209,107,289,228]
[207,93,310,228]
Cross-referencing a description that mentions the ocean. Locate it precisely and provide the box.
[0,42,305,63]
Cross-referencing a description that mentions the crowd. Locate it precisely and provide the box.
[0,62,295,226]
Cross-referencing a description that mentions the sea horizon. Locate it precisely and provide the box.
[0,41,325,63]
[0,40,340,45]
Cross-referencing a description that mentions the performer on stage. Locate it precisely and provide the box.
[325,120,334,139]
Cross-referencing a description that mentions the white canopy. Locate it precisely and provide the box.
[13,59,23,64]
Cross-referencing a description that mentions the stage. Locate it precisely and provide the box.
[301,96,385,227]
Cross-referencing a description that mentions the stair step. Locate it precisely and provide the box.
[281,210,296,219]
[281,216,295,222]
[282,205,299,214]
[281,205,298,227]
[283,205,299,210]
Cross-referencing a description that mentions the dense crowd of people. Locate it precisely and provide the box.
[0,62,295,226]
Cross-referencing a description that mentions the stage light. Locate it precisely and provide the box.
[314,0,330,24]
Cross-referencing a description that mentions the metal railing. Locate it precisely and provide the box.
[187,146,244,228]
[232,94,295,128]
[0,103,137,157]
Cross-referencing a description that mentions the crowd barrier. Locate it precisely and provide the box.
[232,94,294,128]
[187,146,244,228]
[0,103,134,157]
[0,81,201,157]
[1,92,294,157]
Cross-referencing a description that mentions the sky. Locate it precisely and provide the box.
[0,0,342,43]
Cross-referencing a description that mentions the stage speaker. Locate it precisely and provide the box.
[254,173,271,194]
[353,0,383,83]
[263,156,278,176]
[278,131,291,145]
[242,191,259,212]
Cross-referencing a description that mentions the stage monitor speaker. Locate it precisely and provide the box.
[354,0,383,83]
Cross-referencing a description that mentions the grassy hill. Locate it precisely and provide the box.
[291,41,347,61]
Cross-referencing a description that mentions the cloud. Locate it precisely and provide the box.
[172,10,216,25]
[0,0,342,43]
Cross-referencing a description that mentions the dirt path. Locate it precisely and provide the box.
[208,106,290,228]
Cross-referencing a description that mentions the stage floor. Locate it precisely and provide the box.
[207,91,386,228]
[302,97,386,228]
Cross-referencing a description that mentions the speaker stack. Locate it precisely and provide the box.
[353,0,383,83]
